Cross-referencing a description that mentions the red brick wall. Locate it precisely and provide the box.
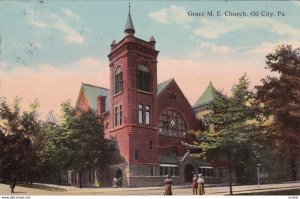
[77,92,91,112]
[108,35,159,165]
[157,80,202,156]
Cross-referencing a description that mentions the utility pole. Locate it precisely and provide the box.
[257,163,261,189]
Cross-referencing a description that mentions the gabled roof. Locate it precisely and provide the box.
[157,78,173,95]
[193,81,217,108]
[75,83,110,112]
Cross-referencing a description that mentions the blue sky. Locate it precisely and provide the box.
[1,0,300,119]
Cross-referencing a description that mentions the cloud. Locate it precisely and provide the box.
[292,1,300,6]
[27,11,48,28]
[149,5,193,25]
[27,10,84,44]
[190,42,234,58]
[61,8,81,20]
[194,17,300,39]
[48,13,84,44]
[0,58,108,120]
[246,39,300,55]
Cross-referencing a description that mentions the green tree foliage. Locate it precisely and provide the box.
[0,97,41,184]
[195,75,259,195]
[34,111,66,184]
[57,101,109,188]
[255,45,300,181]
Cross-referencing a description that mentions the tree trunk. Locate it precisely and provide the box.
[227,153,233,195]
[25,168,28,185]
[79,170,83,188]
[291,159,297,181]
[57,170,61,185]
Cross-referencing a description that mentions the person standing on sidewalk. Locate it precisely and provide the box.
[192,174,198,195]
[10,175,16,193]
[164,175,173,195]
[197,174,205,195]
[112,177,118,188]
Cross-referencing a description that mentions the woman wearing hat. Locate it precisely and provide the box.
[197,174,205,195]
[164,175,173,195]
[192,174,198,195]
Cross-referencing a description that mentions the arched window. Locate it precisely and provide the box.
[137,65,151,92]
[158,110,187,137]
[115,66,123,94]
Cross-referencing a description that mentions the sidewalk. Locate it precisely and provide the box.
[33,181,300,194]
[1,181,299,195]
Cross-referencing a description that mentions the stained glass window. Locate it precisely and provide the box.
[158,110,187,137]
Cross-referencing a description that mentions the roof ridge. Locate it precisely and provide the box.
[193,81,217,107]
[82,82,109,90]
[157,78,173,86]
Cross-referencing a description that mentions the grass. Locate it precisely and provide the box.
[17,183,67,192]
[237,188,300,195]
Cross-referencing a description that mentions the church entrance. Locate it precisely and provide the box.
[184,164,195,183]
[115,169,123,187]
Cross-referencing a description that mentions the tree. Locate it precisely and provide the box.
[0,97,41,184]
[255,45,300,181]
[195,75,259,195]
[35,111,66,184]
[58,101,109,188]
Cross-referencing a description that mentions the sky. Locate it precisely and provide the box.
[1,0,300,120]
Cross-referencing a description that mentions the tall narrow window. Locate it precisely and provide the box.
[137,65,151,92]
[150,166,154,176]
[119,105,123,125]
[138,104,143,124]
[145,105,150,125]
[115,66,123,94]
[134,150,139,161]
[170,147,178,157]
[149,139,153,151]
[114,106,118,127]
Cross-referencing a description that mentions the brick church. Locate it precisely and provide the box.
[74,8,231,187]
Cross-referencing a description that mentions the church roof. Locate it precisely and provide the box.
[193,81,217,108]
[158,156,180,165]
[76,83,110,112]
[157,78,173,95]
[124,9,135,34]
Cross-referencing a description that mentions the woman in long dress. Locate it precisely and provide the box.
[164,175,173,195]
[192,174,198,195]
[197,174,205,195]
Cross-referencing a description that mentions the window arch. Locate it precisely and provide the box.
[137,65,151,92]
[115,66,123,94]
[158,110,187,137]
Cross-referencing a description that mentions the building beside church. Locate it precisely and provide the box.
[74,9,232,187]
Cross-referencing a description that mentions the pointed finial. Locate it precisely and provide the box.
[111,40,116,47]
[129,1,131,14]
[124,1,135,35]
[149,35,156,43]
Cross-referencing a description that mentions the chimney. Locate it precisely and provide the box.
[97,95,106,115]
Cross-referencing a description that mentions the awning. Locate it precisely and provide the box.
[159,164,179,167]
[199,166,214,169]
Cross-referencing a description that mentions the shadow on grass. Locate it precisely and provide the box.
[237,188,300,195]
[17,184,67,192]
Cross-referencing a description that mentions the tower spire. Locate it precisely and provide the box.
[124,1,135,35]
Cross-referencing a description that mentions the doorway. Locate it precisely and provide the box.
[115,169,123,187]
[184,164,195,183]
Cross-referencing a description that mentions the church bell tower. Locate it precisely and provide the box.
[107,5,160,179]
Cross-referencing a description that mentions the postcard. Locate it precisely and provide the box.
[0,0,299,197]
